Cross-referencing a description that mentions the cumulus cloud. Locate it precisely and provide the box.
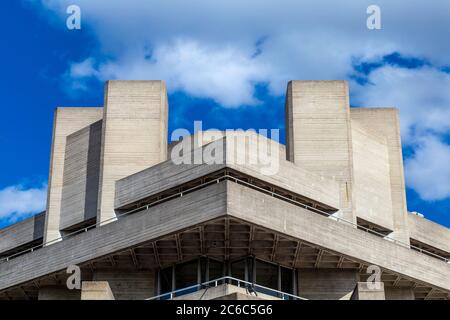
[94,39,270,106]
[405,136,450,201]
[352,65,450,200]
[30,0,450,202]
[63,57,99,92]
[0,184,47,224]
[33,0,450,105]
[352,66,450,143]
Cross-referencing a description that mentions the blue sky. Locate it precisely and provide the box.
[1,1,450,228]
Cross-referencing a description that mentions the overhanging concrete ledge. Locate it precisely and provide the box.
[226,181,450,292]
[0,182,227,291]
[1,180,448,294]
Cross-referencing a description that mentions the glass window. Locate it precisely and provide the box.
[159,267,173,294]
[280,266,293,295]
[209,259,224,281]
[230,259,246,284]
[175,259,198,290]
[255,260,278,290]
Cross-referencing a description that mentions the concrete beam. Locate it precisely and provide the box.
[385,286,415,300]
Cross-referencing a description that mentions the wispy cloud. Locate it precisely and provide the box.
[0,184,47,224]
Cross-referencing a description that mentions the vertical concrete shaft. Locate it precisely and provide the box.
[350,108,410,244]
[44,108,103,244]
[351,121,394,231]
[285,81,355,222]
[97,80,168,225]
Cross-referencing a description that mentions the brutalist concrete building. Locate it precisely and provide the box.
[0,80,449,300]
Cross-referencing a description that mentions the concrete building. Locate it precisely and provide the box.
[0,80,449,300]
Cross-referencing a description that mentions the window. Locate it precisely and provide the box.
[255,259,278,290]
[158,256,295,297]
[159,267,172,294]
[175,259,198,290]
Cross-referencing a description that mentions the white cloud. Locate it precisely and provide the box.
[0,184,47,223]
[63,57,99,92]
[405,136,450,201]
[69,57,98,78]
[32,0,450,105]
[352,66,450,200]
[95,39,270,107]
[352,66,450,143]
[30,0,450,202]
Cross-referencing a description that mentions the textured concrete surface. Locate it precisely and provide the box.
[227,181,450,292]
[0,212,44,255]
[298,269,358,300]
[60,120,102,230]
[44,107,103,244]
[351,121,394,231]
[0,181,227,291]
[38,286,80,300]
[116,134,340,211]
[384,286,415,300]
[81,281,115,300]
[408,213,450,254]
[350,108,410,244]
[285,81,354,222]
[2,179,448,294]
[352,282,385,300]
[97,80,168,225]
[2,80,449,301]
[93,270,155,300]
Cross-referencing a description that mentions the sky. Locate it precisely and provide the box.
[0,0,449,228]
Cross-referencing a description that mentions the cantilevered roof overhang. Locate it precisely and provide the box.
[1,179,449,299]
